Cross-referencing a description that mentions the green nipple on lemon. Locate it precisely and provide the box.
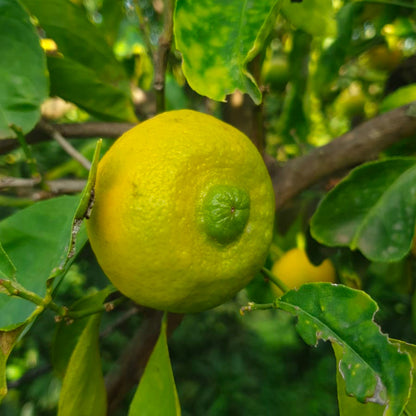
[87,110,275,313]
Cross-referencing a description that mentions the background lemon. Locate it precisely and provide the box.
[271,248,336,296]
[87,110,275,313]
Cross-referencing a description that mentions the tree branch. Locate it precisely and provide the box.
[153,0,175,113]
[105,309,183,414]
[268,101,416,209]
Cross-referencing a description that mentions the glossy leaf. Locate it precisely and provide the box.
[52,286,115,378]
[0,326,25,403]
[22,0,136,122]
[311,158,416,262]
[281,0,336,38]
[129,313,181,416]
[57,314,106,416]
[335,340,416,415]
[276,283,412,415]
[174,0,280,104]
[0,195,88,329]
[0,243,15,282]
[0,0,48,139]
[47,55,137,122]
[380,85,416,113]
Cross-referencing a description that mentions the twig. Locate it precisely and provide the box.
[105,309,183,414]
[100,306,142,338]
[268,101,416,210]
[153,0,175,113]
[0,177,86,198]
[261,267,289,293]
[38,121,92,170]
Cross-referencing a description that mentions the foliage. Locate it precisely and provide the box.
[1,0,416,414]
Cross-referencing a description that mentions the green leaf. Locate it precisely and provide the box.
[380,85,416,113]
[47,55,137,122]
[52,286,114,379]
[129,313,181,416]
[0,0,48,139]
[0,243,16,282]
[335,340,416,415]
[313,2,361,95]
[0,195,88,329]
[57,314,107,416]
[310,158,416,262]
[276,283,412,416]
[22,0,136,122]
[174,0,280,104]
[0,325,25,404]
[280,0,336,38]
[278,30,311,143]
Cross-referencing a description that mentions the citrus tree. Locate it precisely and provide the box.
[1,0,416,414]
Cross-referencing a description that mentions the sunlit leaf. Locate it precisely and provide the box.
[0,0,48,139]
[129,313,181,416]
[47,55,137,122]
[57,313,107,416]
[311,158,416,262]
[22,0,136,122]
[0,196,88,329]
[276,283,412,415]
[174,0,280,104]
[281,0,336,37]
[380,85,416,113]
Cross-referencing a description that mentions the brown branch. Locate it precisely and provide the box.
[153,0,175,113]
[38,121,92,170]
[269,102,416,210]
[0,121,135,155]
[105,309,183,414]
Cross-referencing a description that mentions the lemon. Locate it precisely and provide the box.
[87,110,275,313]
[271,248,336,296]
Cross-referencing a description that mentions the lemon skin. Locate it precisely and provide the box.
[271,248,336,296]
[87,110,275,313]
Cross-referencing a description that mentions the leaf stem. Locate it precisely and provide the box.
[65,296,128,321]
[240,301,275,315]
[0,279,66,315]
[10,124,40,179]
[261,267,290,293]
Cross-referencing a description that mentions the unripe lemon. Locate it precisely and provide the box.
[271,248,336,296]
[87,110,275,313]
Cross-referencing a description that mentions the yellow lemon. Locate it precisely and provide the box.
[87,110,275,313]
[271,248,336,296]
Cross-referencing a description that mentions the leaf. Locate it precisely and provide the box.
[334,340,416,415]
[313,2,362,95]
[380,85,416,113]
[174,0,280,104]
[57,314,107,416]
[0,195,88,329]
[52,286,115,378]
[0,0,48,139]
[47,55,137,122]
[278,30,311,143]
[0,243,16,282]
[276,283,412,416]
[129,313,181,416]
[22,0,136,122]
[280,0,336,38]
[0,325,25,403]
[310,158,416,262]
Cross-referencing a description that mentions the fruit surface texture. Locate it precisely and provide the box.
[271,248,336,296]
[87,110,275,313]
